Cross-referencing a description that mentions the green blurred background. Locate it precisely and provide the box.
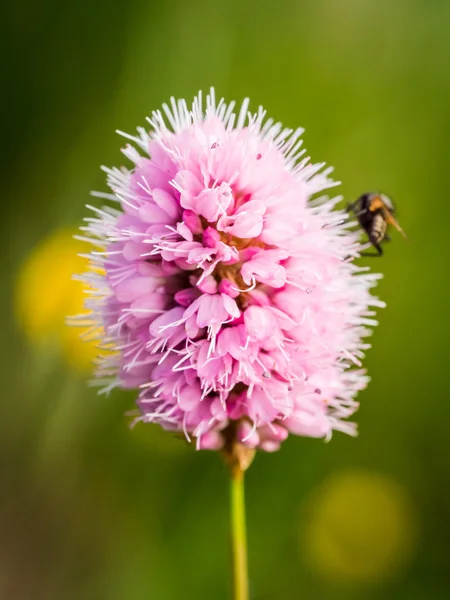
[2,0,450,598]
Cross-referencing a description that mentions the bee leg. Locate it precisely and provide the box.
[346,201,359,213]
[374,242,383,256]
[322,219,347,229]
[384,234,392,242]
[347,204,369,219]
[361,243,383,257]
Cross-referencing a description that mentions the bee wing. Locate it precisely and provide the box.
[383,209,408,239]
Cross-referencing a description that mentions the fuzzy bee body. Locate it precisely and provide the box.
[370,212,387,245]
[347,192,406,256]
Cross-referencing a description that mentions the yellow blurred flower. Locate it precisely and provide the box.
[302,468,418,584]
[15,229,99,371]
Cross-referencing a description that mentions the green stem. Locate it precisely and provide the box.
[230,467,249,600]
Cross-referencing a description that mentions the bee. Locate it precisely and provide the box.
[347,192,407,256]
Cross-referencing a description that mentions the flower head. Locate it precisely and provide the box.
[77,89,383,453]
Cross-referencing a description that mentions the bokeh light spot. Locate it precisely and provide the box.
[302,468,418,585]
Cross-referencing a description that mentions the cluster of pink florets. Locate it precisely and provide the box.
[79,89,382,452]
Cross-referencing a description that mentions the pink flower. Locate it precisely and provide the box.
[78,89,383,452]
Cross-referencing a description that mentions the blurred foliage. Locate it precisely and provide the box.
[2,0,450,599]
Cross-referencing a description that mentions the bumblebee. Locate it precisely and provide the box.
[347,192,407,256]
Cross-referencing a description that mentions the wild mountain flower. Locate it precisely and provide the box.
[76,89,382,456]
